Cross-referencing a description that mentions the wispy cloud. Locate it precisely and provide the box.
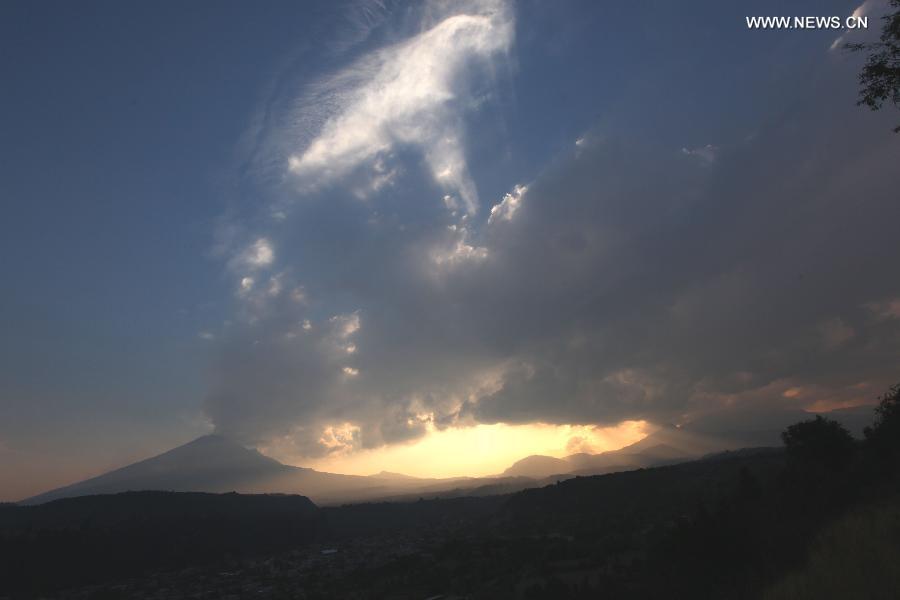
[286,1,514,214]
[680,144,718,165]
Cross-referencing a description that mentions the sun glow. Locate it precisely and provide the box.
[287,421,649,479]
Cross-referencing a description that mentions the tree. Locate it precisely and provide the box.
[848,0,900,131]
[781,416,856,471]
[864,382,900,460]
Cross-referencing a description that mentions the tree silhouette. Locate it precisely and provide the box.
[781,415,855,471]
[848,0,900,131]
[864,383,900,467]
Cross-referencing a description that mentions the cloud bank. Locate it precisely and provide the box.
[203,1,900,461]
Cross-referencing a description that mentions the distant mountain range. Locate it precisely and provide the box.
[22,435,521,506]
[503,405,875,479]
[503,424,717,479]
[22,405,875,505]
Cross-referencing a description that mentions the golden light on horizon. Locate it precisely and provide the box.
[278,420,649,479]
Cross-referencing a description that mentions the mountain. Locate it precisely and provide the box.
[369,470,421,480]
[23,435,519,506]
[503,455,571,478]
[498,405,879,480]
[24,435,284,504]
[498,425,718,480]
[24,405,876,506]
[23,435,400,506]
[564,424,721,474]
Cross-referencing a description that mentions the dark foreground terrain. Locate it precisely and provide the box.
[2,387,899,599]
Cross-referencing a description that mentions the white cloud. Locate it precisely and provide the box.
[330,311,361,339]
[232,238,275,271]
[352,156,401,199]
[431,225,488,266]
[830,0,880,51]
[286,2,514,214]
[443,194,461,213]
[267,274,284,297]
[488,184,527,223]
[680,144,718,165]
[290,286,308,304]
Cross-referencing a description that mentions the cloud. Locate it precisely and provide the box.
[820,318,855,349]
[488,184,527,223]
[865,297,900,320]
[285,1,514,215]
[430,224,488,266]
[203,2,900,460]
[680,144,718,165]
[829,0,883,51]
[231,238,275,271]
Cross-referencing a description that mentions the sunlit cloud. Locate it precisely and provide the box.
[330,311,360,339]
[232,237,275,271]
[286,2,514,214]
[488,184,527,223]
[430,225,488,266]
[829,0,880,51]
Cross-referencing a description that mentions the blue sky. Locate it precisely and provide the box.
[2,0,899,500]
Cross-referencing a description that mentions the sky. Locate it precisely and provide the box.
[2,0,899,501]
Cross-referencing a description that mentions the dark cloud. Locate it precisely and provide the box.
[203,4,900,458]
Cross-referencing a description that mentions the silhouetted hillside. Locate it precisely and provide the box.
[0,450,789,598]
[0,491,321,597]
[3,387,899,599]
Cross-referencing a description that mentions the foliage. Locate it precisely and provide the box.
[864,383,900,476]
[848,0,900,131]
[865,383,900,447]
[761,499,900,600]
[781,415,856,471]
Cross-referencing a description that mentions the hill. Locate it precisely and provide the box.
[0,491,321,597]
[500,407,877,480]
[503,454,572,478]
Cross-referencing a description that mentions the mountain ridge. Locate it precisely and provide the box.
[23,405,872,505]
